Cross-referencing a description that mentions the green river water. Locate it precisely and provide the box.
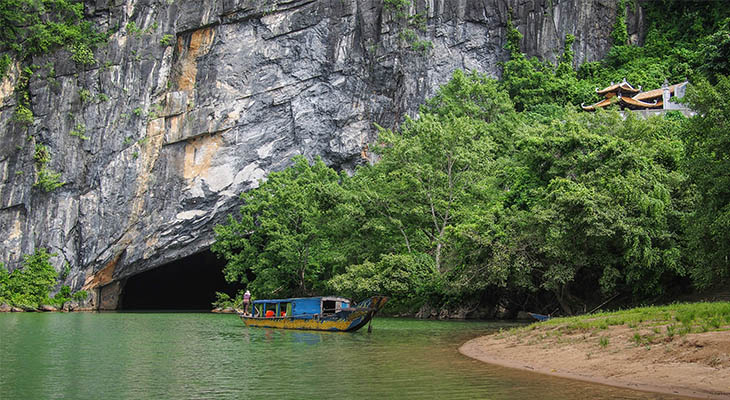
[0,313,689,399]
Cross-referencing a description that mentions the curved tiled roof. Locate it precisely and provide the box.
[583,81,688,111]
[633,82,684,101]
[618,95,662,109]
[596,79,640,95]
[581,98,612,111]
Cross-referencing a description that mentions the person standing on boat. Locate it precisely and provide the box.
[243,290,251,316]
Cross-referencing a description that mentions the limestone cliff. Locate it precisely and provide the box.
[0,0,639,309]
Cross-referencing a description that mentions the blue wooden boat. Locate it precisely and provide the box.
[240,295,388,332]
[528,312,551,322]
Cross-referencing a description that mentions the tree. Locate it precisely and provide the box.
[373,114,496,273]
[422,70,513,122]
[694,18,730,82]
[500,32,595,112]
[682,76,730,288]
[212,156,348,298]
[0,248,59,307]
[328,72,511,308]
[329,253,438,311]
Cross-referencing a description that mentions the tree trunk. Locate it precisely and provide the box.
[554,286,574,315]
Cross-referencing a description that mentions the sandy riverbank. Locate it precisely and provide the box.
[460,324,730,399]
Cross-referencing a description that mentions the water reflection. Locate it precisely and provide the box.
[0,313,691,400]
[287,331,324,345]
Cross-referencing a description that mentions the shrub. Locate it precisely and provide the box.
[0,249,58,307]
[12,104,33,125]
[0,54,11,79]
[78,89,91,103]
[125,22,142,37]
[33,144,65,192]
[72,290,88,302]
[35,167,65,192]
[384,0,410,14]
[70,123,89,140]
[51,285,72,306]
[212,291,245,309]
[160,34,174,46]
[70,43,95,65]
[212,292,232,309]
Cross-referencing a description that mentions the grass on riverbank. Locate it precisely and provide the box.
[497,302,730,347]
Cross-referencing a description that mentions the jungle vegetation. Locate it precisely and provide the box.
[0,1,726,316]
[213,0,730,316]
[0,248,87,309]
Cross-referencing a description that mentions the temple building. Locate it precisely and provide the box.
[582,78,688,111]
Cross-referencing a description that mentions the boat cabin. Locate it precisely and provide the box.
[251,296,351,318]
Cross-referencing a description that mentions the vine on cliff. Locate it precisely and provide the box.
[0,0,105,64]
[1,0,106,137]
[611,0,629,46]
[33,144,65,192]
[383,0,432,56]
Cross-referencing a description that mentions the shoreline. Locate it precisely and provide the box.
[459,328,730,400]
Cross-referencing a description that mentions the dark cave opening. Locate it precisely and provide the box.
[120,250,243,310]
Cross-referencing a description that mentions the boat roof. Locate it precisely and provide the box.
[252,296,350,304]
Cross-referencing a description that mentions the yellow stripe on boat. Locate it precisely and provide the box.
[243,317,356,331]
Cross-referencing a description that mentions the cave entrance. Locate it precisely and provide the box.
[120,249,243,310]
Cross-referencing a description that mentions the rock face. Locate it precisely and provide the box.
[0,0,639,309]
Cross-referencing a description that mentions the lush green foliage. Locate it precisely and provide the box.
[0,249,87,308]
[610,0,629,46]
[0,249,55,307]
[383,0,411,15]
[501,23,595,111]
[212,291,248,310]
[212,156,349,298]
[682,77,730,288]
[0,0,104,62]
[0,53,10,78]
[593,1,730,89]
[471,111,688,313]
[33,144,65,192]
[215,69,703,314]
[213,2,730,316]
[1,0,105,133]
[500,302,730,346]
[500,1,730,111]
[12,66,34,125]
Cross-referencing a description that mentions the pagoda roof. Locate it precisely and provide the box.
[582,96,661,111]
[618,95,662,109]
[581,98,612,111]
[633,82,685,101]
[596,79,640,95]
[583,80,687,111]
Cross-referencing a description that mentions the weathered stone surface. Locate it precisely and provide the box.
[60,300,95,312]
[0,0,639,309]
[0,303,10,312]
[40,304,58,312]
